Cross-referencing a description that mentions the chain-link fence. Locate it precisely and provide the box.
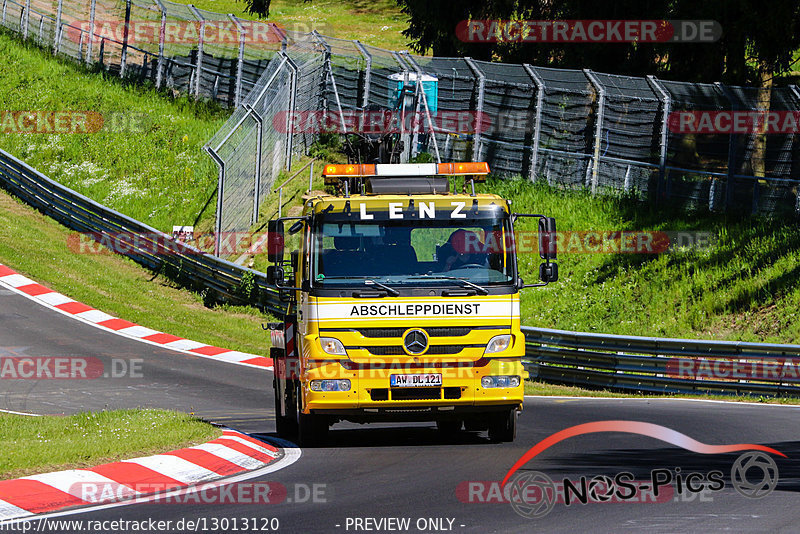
[3,0,800,259]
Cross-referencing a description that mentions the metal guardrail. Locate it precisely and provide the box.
[523,326,800,397]
[0,149,286,316]
[3,146,800,397]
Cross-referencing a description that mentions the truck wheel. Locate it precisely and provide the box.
[488,409,517,442]
[273,377,293,438]
[295,385,329,446]
[436,419,463,434]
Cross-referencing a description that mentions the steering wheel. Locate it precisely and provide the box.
[453,263,485,269]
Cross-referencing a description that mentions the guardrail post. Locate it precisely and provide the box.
[244,104,263,225]
[53,0,62,53]
[153,0,166,88]
[464,58,485,163]
[85,0,96,65]
[205,147,225,257]
[583,69,605,196]
[229,14,245,107]
[646,75,670,203]
[189,5,205,97]
[523,64,545,182]
[354,40,371,109]
[120,0,131,78]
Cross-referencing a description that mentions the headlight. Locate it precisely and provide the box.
[481,375,521,388]
[310,379,351,392]
[484,334,512,354]
[319,337,347,356]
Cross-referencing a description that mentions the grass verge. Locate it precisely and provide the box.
[0,189,273,355]
[524,380,800,405]
[0,31,226,234]
[0,409,221,480]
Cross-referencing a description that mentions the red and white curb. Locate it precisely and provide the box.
[0,430,290,522]
[0,263,272,370]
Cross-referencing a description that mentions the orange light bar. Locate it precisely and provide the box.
[322,164,377,177]
[437,162,490,175]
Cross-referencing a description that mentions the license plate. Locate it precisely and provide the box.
[390,373,442,388]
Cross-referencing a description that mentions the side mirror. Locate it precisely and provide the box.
[538,217,557,260]
[267,265,285,287]
[267,220,284,264]
[539,262,558,283]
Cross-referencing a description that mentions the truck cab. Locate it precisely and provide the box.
[267,162,557,445]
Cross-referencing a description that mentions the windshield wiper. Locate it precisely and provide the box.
[408,275,489,295]
[321,276,400,297]
[364,279,399,296]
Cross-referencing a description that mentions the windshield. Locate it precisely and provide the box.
[312,213,514,288]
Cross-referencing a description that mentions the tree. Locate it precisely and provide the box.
[241,0,271,18]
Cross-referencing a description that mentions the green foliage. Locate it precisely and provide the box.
[0,409,220,479]
[409,152,434,163]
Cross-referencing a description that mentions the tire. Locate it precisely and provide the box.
[436,419,463,434]
[295,384,329,447]
[488,409,517,442]
[273,377,294,439]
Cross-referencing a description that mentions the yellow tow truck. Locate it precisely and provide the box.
[266,162,557,445]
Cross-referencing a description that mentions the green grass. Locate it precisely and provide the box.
[480,178,800,344]
[0,409,221,479]
[0,189,274,355]
[0,31,226,234]
[179,0,412,51]
[525,380,800,405]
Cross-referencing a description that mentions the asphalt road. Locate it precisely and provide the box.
[2,287,799,533]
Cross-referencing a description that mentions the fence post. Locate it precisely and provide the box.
[22,0,29,39]
[308,161,314,192]
[229,14,245,107]
[715,82,738,211]
[791,85,800,214]
[523,64,545,182]
[646,75,670,203]
[53,0,62,53]
[205,147,225,257]
[313,32,347,137]
[402,51,441,163]
[85,0,96,65]
[120,0,131,78]
[583,69,605,195]
[283,51,299,172]
[354,40,371,109]
[153,0,166,88]
[189,5,205,97]
[2,0,7,25]
[244,105,262,225]
[464,58,485,163]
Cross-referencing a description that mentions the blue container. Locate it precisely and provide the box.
[388,72,438,115]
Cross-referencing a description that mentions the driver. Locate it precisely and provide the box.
[440,229,487,271]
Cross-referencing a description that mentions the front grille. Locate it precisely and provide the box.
[369,387,463,401]
[391,387,442,401]
[354,327,474,338]
[443,387,462,399]
[361,345,468,356]
[370,388,389,401]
